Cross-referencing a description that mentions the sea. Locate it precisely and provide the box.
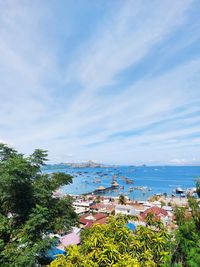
[43,165,200,200]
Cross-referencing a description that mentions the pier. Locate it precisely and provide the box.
[83,184,119,195]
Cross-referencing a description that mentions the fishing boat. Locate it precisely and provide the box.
[95,179,101,183]
[112,181,119,187]
[125,179,134,184]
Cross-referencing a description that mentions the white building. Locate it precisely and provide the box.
[73,200,94,214]
[115,205,140,216]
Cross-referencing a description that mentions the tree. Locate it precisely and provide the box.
[95,195,101,203]
[118,194,126,205]
[0,143,78,266]
[196,179,200,198]
[171,197,200,267]
[49,215,171,267]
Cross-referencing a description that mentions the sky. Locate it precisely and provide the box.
[0,0,200,165]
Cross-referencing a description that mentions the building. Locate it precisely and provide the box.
[79,213,108,228]
[90,202,116,213]
[73,200,94,214]
[140,206,171,225]
[115,204,140,216]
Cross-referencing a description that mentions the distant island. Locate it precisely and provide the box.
[43,160,105,170]
[65,160,104,168]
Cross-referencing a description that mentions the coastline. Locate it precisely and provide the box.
[46,165,200,201]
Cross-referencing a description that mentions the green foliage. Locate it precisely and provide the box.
[50,215,171,267]
[0,143,78,266]
[172,197,200,267]
[118,194,126,205]
[196,178,200,198]
[49,196,200,267]
[160,200,166,207]
[95,195,101,203]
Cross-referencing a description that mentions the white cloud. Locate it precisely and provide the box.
[0,0,200,164]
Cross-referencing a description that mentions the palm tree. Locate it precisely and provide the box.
[118,194,126,205]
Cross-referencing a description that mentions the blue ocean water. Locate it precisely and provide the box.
[44,165,200,200]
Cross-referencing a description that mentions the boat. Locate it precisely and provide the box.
[180,193,186,197]
[176,187,185,194]
[128,187,134,192]
[94,179,101,183]
[112,181,119,187]
[125,179,134,184]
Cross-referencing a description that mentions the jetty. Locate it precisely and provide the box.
[95,183,119,193]
[83,183,119,195]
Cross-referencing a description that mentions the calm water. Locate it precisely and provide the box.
[44,165,200,200]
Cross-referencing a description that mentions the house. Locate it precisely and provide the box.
[115,205,140,216]
[140,206,171,225]
[151,201,161,207]
[73,200,94,214]
[79,213,108,228]
[47,227,81,259]
[90,202,116,213]
[58,232,81,249]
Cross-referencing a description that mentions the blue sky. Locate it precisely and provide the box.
[0,0,200,165]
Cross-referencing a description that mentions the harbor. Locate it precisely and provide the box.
[43,165,200,200]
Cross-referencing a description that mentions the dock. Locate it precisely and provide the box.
[83,184,119,195]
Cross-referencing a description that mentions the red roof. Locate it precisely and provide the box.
[140,206,168,221]
[93,217,108,225]
[80,213,108,228]
[93,213,107,220]
[90,203,116,212]
[79,217,89,224]
[85,221,93,228]
[90,203,105,210]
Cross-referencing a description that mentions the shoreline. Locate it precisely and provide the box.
[65,192,194,206]
[49,165,199,201]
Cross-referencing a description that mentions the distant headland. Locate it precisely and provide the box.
[43,160,108,170]
[65,160,104,168]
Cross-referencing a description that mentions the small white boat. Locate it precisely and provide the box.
[176,187,184,194]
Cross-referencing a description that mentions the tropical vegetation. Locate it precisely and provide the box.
[171,196,200,267]
[49,214,171,267]
[0,143,200,267]
[49,197,200,267]
[0,143,78,266]
[196,178,200,198]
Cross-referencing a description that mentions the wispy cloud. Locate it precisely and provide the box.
[0,0,200,164]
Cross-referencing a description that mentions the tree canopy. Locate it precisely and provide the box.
[172,196,200,267]
[196,178,200,198]
[0,143,78,266]
[49,215,171,267]
[49,198,200,267]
